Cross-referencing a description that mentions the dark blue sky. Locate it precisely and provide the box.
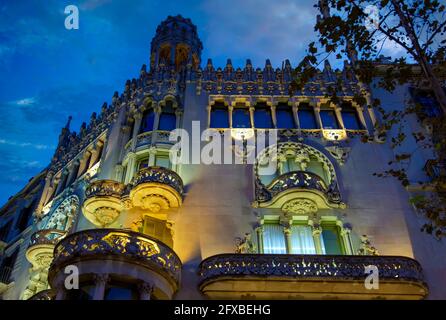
[0,0,407,204]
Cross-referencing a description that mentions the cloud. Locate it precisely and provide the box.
[200,0,318,68]
[14,97,36,106]
[0,139,54,150]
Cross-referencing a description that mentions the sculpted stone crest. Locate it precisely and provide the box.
[281,198,318,215]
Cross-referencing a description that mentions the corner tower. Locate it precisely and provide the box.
[150,15,203,72]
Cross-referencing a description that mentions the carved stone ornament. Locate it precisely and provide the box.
[281,198,318,215]
[235,233,257,254]
[325,145,351,166]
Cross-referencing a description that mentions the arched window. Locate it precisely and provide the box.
[341,102,362,130]
[210,101,229,128]
[276,102,295,129]
[158,100,176,131]
[320,104,340,129]
[232,103,251,128]
[254,102,273,128]
[298,103,317,129]
[140,109,155,133]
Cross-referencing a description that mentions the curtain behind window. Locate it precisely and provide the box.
[263,224,286,254]
[290,225,316,254]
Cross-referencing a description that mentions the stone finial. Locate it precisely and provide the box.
[265,59,272,67]
[65,116,72,130]
[206,58,213,67]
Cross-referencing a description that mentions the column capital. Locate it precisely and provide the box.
[93,273,110,286]
[137,281,154,295]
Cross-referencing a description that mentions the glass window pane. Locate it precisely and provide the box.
[104,286,138,300]
[138,158,149,170]
[254,105,273,128]
[321,226,343,254]
[258,164,277,186]
[232,108,251,128]
[140,110,155,133]
[298,107,317,129]
[263,224,286,254]
[276,104,295,129]
[155,154,170,168]
[320,109,340,129]
[158,113,176,131]
[290,225,316,254]
[210,109,229,128]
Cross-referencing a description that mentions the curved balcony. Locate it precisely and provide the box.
[26,229,67,269]
[128,166,183,213]
[83,180,125,227]
[48,228,182,300]
[124,130,175,155]
[198,254,428,300]
[255,171,344,211]
[28,289,55,300]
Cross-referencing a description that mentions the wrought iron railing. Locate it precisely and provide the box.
[28,289,55,300]
[50,228,182,286]
[131,166,184,196]
[28,229,67,248]
[198,253,426,286]
[85,179,125,199]
[0,266,13,284]
[256,170,342,204]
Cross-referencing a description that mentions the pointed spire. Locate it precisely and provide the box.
[285,59,291,68]
[226,59,233,68]
[207,58,213,67]
[265,59,272,67]
[65,116,72,130]
[246,59,252,67]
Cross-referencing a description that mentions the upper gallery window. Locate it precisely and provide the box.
[254,102,273,128]
[320,104,340,129]
[409,87,444,119]
[140,108,155,133]
[341,102,362,130]
[276,102,296,129]
[158,100,176,131]
[261,221,346,255]
[138,157,149,170]
[232,103,251,128]
[298,103,317,129]
[155,153,171,169]
[210,101,229,128]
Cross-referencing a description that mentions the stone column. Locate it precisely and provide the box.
[89,140,104,167]
[228,105,234,128]
[353,103,369,131]
[340,225,353,255]
[66,159,80,186]
[148,147,157,166]
[114,164,124,182]
[206,105,212,128]
[175,108,183,129]
[77,150,92,178]
[312,225,323,254]
[92,274,110,300]
[292,102,300,129]
[124,152,137,184]
[137,282,154,300]
[37,171,54,214]
[334,104,345,129]
[283,226,292,254]
[255,226,264,253]
[249,106,255,128]
[313,103,323,129]
[152,105,162,144]
[131,112,143,152]
[55,171,68,195]
[270,104,277,128]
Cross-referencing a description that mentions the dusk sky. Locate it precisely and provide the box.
[0,0,407,204]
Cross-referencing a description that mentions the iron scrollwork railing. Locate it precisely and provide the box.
[131,166,184,196]
[51,228,182,286]
[255,170,342,204]
[28,229,67,248]
[198,254,427,286]
[85,180,125,199]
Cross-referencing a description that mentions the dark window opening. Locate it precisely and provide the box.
[16,200,36,232]
[210,102,229,128]
[298,103,317,129]
[140,109,155,133]
[320,106,340,129]
[410,87,444,119]
[341,102,362,130]
[232,104,251,128]
[158,101,176,131]
[0,221,12,242]
[0,249,18,283]
[276,103,295,129]
[104,283,139,300]
[254,103,273,128]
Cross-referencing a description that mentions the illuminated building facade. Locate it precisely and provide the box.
[0,15,444,300]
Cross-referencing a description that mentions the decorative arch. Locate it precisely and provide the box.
[254,142,344,210]
[44,195,79,232]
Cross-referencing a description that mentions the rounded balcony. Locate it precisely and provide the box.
[255,171,345,211]
[83,180,125,227]
[48,228,182,300]
[198,253,428,300]
[128,166,183,213]
[26,229,67,270]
